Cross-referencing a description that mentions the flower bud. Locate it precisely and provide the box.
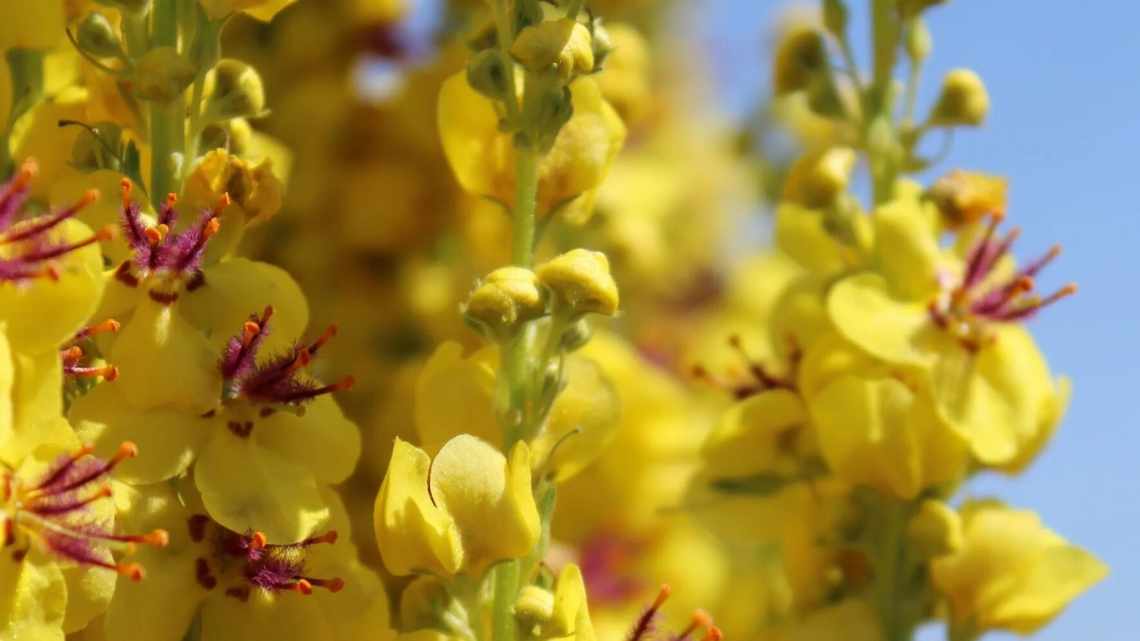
[132,47,195,102]
[527,82,574,151]
[76,12,124,58]
[589,18,614,68]
[202,59,266,122]
[511,18,594,82]
[928,68,989,127]
[463,266,547,335]
[927,169,1007,227]
[199,118,254,154]
[773,26,827,95]
[783,146,857,207]
[906,499,963,559]
[822,0,847,37]
[536,249,619,317]
[906,18,932,62]
[466,49,512,102]
[559,317,592,352]
[515,585,556,627]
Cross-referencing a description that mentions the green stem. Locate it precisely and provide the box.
[868,0,899,116]
[491,560,520,641]
[871,500,915,641]
[511,147,539,267]
[148,0,185,209]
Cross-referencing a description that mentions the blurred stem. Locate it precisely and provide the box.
[871,500,915,641]
[512,148,539,267]
[491,560,520,641]
[866,0,901,205]
[1,49,45,178]
[149,0,183,209]
[185,11,222,170]
[181,612,201,641]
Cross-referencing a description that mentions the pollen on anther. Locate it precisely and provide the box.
[118,562,145,582]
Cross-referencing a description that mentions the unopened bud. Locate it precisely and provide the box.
[560,318,592,352]
[76,12,124,58]
[463,266,547,335]
[822,0,848,38]
[466,49,512,102]
[515,585,556,627]
[511,18,595,81]
[773,27,827,95]
[528,83,574,151]
[906,18,932,62]
[783,146,857,207]
[202,59,266,122]
[537,249,619,317]
[906,499,963,559]
[590,18,614,68]
[928,68,989,127]
[927,170,1008,227]
[132,47,195,102]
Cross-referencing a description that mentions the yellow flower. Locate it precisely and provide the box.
[930,501,1107,635]
[182,149,286,258]
[103,483,391,641]
[801,332,968,500]
[595,23,652,125]
[373,435,539,577]
[536,249,620,317]
[0,432,170,640]
[438,73,625,218]
[74,307,359,543]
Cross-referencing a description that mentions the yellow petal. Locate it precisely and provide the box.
[70,382,208,484]
[429,436,540,574]
[373,438,464,576]
[702,389,807,477]
[111,300,220,413]
[414,342,499,455]
[195,430,328,543]
[827,272,934,367]
[0,218,105,353]
[532,354,620,483]
[182,258,310,356]
[0,553,67,641]
[255,396,361,484]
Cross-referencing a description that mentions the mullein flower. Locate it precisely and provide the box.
[0,433,169,639]
[103,482,391,641]
[0,161,110,355]
[826,187,1071,467]
[373,434,539,578]
[930,501,1106,636]
[74,306,360,543]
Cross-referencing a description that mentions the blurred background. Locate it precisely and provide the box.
[228,0,1136,638]
[696,3,1139,640]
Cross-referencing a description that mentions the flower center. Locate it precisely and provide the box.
[0,160,114,283]
[187,514,344,600]
[0,442,168,580]
[692,334,799,399]
[113,179,227,305]
[929,214,1076,349]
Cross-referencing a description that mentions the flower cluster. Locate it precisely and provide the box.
[0,1,1107,641]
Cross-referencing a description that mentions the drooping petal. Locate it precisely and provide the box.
[195,430,329,543]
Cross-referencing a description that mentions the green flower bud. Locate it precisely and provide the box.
[906,18,932,62]
[928,68,989,127]
[589,17,614,69]
[76,12,123,58]
[515,585,556,628]
[525,81,574,151]
[511,18,595,82]
[466,49,512,102]
[822,0,848,38]
[537,249,619,317]
[906,499,963,559]
[68,121,123,171]
[463,266,547,336]
[132,47,195,102]
[202,59,266,122]
[560,318,592,352]
[773,27,827,95]
[199,118,254,154]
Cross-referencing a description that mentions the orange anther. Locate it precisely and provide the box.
[250,531,268,550]
[295,578,313,595]
[144,529,170,547]
[203,217,221,239]
[114,442,139,462]
[118,562,145,581]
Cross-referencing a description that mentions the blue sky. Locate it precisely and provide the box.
[690,2,1139,639]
